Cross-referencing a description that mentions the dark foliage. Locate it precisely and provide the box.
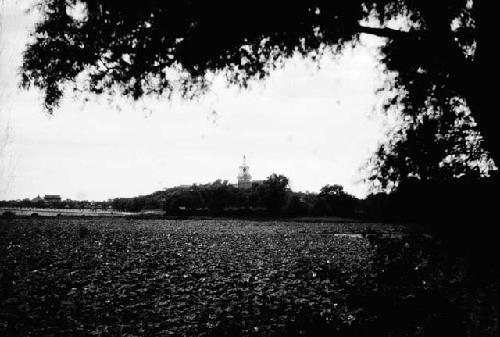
[361,174,499,224]
[104,175,361,218]
[0,199,112,210]
[251,174,290,215]
[367,103,496,192]
[21,1,499,162]
[316,185,358,217]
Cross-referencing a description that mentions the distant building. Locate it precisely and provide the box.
[237,156,265,190]
[89,202,104,211]
[238,156,252,189]
[44,195,61,203]
[32,195,43,202]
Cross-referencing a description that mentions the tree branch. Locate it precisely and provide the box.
[357,25,475,41]
[357,25,419,40]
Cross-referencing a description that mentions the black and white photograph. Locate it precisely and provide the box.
[1,1,498,336]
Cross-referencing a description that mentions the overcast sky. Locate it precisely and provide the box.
[1,0,392,201]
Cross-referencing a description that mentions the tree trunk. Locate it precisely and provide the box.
[468,2,500,165]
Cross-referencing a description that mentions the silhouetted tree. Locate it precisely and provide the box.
[20,1,499,163]
[252,174,290,215]
[367,104,496,192]
[317,184,357,216]
[204,180,234,215]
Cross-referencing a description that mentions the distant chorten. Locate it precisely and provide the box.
[237,155,252,189]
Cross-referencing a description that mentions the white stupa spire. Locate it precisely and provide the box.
[238,155,252,189]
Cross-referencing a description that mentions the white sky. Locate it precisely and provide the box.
[1,0,391,201]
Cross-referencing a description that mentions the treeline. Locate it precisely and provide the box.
[0,199,111,210]
[362,174,499,223]
[110,174,360,218]
[110,172,499,225]
[4,173,496,224]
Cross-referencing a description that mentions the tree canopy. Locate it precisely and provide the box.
[366,99,496,191]
[21,0,498,182]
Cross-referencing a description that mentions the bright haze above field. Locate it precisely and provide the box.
[0,1,393,201]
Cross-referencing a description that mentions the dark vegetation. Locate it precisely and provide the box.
[111,174,358,218]
[85,172,500,229]
[1,219,498,336]
[4,172,498,232]
[0,199,112,211]
[20,1,499,163]
[0,175,358,218]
